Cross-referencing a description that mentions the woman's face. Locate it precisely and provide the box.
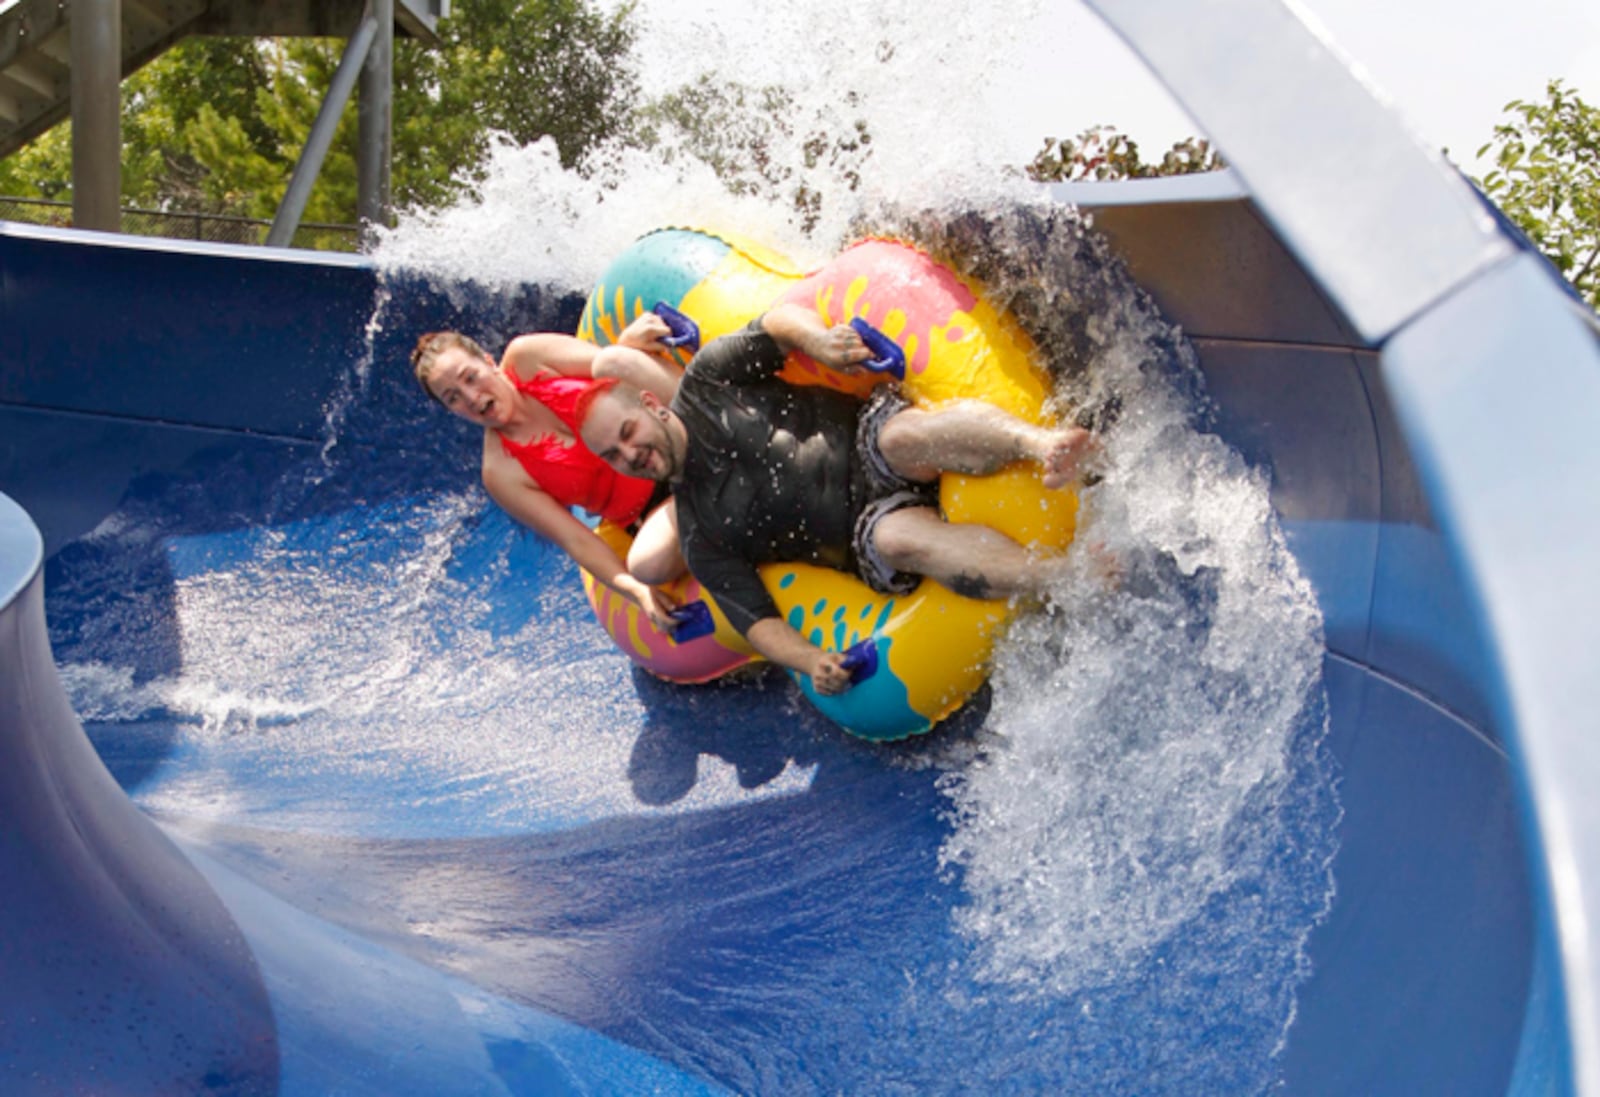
[426,346,515,428]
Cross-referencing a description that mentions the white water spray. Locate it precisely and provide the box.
[371,0,1052,287]
[59,2,1339,1085]
[370,0,1340,1007]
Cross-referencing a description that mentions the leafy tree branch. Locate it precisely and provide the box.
[1473,78,1600,310]
[1025,124,1224,183]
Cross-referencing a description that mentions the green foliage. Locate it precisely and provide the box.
[0,0,639,238]
[392,0,638,209]
[1474,79,1600,310]
[428,0,637,166]
[0,123,71,200]
[0,38,275,209]
[1026,124,1224,183]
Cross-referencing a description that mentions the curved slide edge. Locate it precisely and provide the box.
[1381,255,1599,1096]
[0,490,280,1093]
[0,488,727,1096]
[1080,1,1600,1091]
[1082,0,1510,344]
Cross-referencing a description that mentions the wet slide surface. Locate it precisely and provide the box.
[1,219,1345,1094]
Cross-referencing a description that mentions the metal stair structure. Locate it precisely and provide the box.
[0,1,444,161]
[0,0,445,161]
[1,0,445,239]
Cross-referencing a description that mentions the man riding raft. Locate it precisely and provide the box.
[577,304,1097,697]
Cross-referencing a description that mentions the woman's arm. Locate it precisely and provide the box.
[501,313,684,382]
[590,344,682,404]
[482,446,676,629]
[500,333,600,379]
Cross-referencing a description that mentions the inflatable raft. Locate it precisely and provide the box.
[577,229,1078,740]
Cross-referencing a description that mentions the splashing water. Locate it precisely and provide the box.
[50,3,1341,1090]
[52,484,825,834]
[371,0,1339,1079]
[371,0,1054,287]
[877,206,1338,1003]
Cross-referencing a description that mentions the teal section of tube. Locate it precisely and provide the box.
[795,636,926,742]
[580,230,732,346]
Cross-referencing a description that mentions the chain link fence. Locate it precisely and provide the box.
[0,196,359,252]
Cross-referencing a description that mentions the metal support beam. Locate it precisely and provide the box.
[0,0,70,73]
[3,56,65,100]
[121,0,168,33]
[356,0,393,248]
[265,13,378,249]
[69,0,120,233]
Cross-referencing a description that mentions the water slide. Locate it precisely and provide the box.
[3,1,1598,1093]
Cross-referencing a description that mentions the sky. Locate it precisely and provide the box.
[1007,0,1600,172]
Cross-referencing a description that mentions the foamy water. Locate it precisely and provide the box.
[371,0,1053,288]
[55,489,821,833]
[862,207,1339,1001]
[53,2,1338,1088]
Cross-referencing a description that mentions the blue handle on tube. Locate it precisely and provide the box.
[839,639,880,684]
[848,318,906,381]
[667,600,714,643]
[652,302,701,352]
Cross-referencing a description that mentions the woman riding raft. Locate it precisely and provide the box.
[419,230,1094,741]
[411,315,687,632]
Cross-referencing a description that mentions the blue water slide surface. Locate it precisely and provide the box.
[3,1,1599,1094]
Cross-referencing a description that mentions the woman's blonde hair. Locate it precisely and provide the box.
[411,331,493,403]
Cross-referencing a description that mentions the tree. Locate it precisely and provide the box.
[0,0,639,240]
[0,38,317,216]
[0,120,71,203]
[1025,124,1223,183]
[423,0,637,171]
[1474,79,1600,310]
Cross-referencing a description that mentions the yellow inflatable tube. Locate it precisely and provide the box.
[578,229,1077,741]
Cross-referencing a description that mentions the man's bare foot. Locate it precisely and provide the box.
[1039,425,1098,489]
[1082,539,1126,588]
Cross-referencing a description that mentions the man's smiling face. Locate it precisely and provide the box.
[579,387,686,483]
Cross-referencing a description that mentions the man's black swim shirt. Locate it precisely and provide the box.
[671,320,868,635]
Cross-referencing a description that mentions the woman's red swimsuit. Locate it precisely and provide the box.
[496,370,662,527]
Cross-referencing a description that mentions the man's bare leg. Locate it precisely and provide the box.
[627,498,685,585]
[876,400,1096,490]
[871,506,1066,601]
